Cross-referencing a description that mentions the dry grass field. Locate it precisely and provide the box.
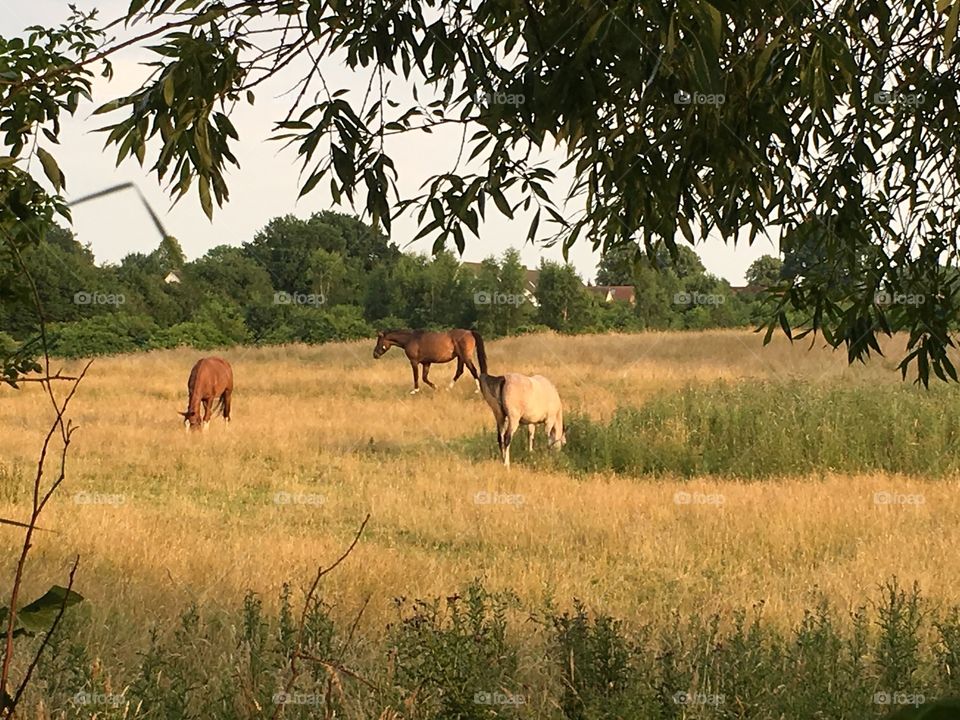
[0,329,957,664]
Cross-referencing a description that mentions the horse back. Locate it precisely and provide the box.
[502,373,561,422]
[189,357,233,399]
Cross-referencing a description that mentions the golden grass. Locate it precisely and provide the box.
[0,329,955,657]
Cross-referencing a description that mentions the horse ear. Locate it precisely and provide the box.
[179,411,194,418]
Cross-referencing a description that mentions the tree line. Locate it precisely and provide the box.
[0,211,783,359]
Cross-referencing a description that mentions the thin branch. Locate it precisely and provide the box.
[8,374,80,385]
[0,0,264,103]
[270,514,370,720]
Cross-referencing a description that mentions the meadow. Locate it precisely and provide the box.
[1,329,958,718]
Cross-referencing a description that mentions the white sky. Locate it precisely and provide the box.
[4,1,777,284]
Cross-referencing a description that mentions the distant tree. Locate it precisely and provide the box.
[154,236,186,273]
[535,262,594,333]
[115,251,187,328]
[595,245,641,286]
[188,245,275,307]
[472,249,534,337]
[745,255,784,288]
[471,257,503,337]
[0,226,110,337]
[497,249,534,334]
[633,263,682,330]
[417,251,473,328]
[307,248,349,306]
[243,211,399,295]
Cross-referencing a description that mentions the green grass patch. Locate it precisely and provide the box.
[464,380,960,478]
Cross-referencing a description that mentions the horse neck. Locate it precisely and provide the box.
[386,330,414,347]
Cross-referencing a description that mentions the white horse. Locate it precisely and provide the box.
[478,372,565,468]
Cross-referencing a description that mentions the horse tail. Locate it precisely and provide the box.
[497,375,513,449]
[471,330,488,374]
[496,374,507,421]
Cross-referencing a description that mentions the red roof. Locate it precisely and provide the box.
[587,285,636,303]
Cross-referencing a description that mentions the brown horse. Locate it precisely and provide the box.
[179,357,233,431]
[373,329,487,394]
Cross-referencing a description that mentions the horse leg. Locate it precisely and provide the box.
[449,358,464,389]
[528,423,535,453]
[502,416,518,468]
[222,389,232,423]
[422,363,436,389]
[464,359,481,393]
[201,398,212,431]
[409,362,420,394]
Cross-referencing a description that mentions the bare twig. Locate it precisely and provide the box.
[6,374,80,385]
[0,232,91,717]
[270,514,370,720]
[0,363,89,711]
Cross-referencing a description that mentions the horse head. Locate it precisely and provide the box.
[373,332,393,359]
[179,409,202,431]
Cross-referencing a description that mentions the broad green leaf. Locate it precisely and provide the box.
[162,74,175,106]
[17,586,84,633]
[198,174,213,219]
[36,147,64,191]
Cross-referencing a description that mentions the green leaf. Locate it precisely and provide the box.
[162,74,175,107]
[946,0,960,57]
[198,174,212,219]
[36,147,64,191]
[17,586,84,633]
[490,188,513,218]
[92,99,124,115]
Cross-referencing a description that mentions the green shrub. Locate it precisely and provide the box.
[15,579,960,719]
[517,380,960,479]
[48,314,158,357]
[389,581,524,719]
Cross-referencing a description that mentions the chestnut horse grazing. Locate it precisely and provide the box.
[373,329,487,394]
[479,372,565,468]
[180,357,233,431]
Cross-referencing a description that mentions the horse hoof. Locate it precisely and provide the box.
[410,388,420,395]
[447,382,455,390]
